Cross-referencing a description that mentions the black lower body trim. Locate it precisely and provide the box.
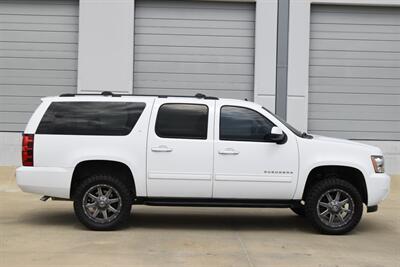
[133,197,299,208]
[367,205,378,213]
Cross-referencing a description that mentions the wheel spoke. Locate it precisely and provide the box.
[329,213,335,224]
[326,192,333,202]
[341,207,351,213]
[86,202,96,208]
[337,214,344,223]
[320,209,330,217]
[107,206,119,214]
[105,189,112,198]
[335,191,341,201]
[102,210,108,220]
[108,198,120,204]
[319,202,330,208]
[92,208,100,218]
[339,198,349,206]
[88,193,97,200]
[97,187,103,197]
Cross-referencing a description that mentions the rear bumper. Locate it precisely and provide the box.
[16,166,73,199]
[366,173,391,207]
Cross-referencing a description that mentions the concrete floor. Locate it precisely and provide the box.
[0,167,399,267]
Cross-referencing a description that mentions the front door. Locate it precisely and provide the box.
[147,98,215,197]
[213,102,298,199]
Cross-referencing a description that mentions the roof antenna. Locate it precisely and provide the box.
[195,93,206,99]
[101,91,113,96]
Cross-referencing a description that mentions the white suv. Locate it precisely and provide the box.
[16,92,390,234]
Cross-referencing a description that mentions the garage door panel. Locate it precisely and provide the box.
[310,130,400,141]
[0,69,76,79]
[135,45,254,57]
[0,31,78,43]
[134,72,253,84]
[311,50,400,61]
[0,85,76,96]
[309,5,400,141]
[311,23,400,34]
[312,31,400,41]
[135,0,254,10]
[135,61,253,75]
[0,58,77,70]
[0,112,34,123]
[135,54,254,64]
[135,34,253,48]
[309,108,399,121]
[0,77,76,87]
[309,92,399,106]
[135,27,254,38]
[0,104,40,112]
[135,18,255,30]
[0,42,78,52]
[0,0,78,131]
[308,119,400,132]
[134,80,252,91]
[310,77,400,88]
[0,1,78,16]
[309,85,400,95]
[0,23,78,32]
[134,88,253,100]
[135,7,254,21]
[0,14,78,24]
[311,11,400,26]
[310,66,400,79]
[0,50,77,59]
[310,58,400,68]
[311,39,400,52]
[134,0,255,99]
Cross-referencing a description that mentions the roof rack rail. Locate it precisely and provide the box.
[59,91,219,100]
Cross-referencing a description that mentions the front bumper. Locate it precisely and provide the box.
[16,166,73,199]
[366,173,391,207]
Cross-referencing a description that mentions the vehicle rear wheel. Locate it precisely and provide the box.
[305,178,363,235]
[73,173,132,230]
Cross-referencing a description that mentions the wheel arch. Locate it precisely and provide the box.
[302,165,368,205]
[70,160,136,199]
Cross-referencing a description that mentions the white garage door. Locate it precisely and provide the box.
[0,0,79,132]
[309,5,400,141]
[134,0,255,100]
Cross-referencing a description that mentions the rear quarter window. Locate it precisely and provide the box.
[36,102,146,136]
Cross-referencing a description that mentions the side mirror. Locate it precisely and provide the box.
[269,126,286,144]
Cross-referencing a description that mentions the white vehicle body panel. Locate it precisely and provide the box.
[213,99,298,199]
[146,98,215,197]
[16,95,390,208]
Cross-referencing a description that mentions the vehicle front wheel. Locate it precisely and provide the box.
[73,173,132,230]
[305,178,363,235]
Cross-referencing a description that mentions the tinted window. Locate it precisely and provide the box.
[220,106,275,142]
[37,102,146,135]
[155,104,208,139]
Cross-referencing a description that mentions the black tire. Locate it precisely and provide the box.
[305,178,363,235]
[73,173,132,230]
[290,204,305,217]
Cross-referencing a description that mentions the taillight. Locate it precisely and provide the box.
[22,134,34,166]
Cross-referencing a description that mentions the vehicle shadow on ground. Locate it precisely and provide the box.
[19,208,387,234]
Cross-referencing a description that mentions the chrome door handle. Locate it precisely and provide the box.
[218,149,239,155]
[151,146,173,152]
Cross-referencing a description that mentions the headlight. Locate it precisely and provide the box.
[371,156,384,173]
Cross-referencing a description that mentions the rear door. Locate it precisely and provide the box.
[146,98,215,197]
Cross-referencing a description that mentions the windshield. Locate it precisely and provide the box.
[262,107,304,137]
